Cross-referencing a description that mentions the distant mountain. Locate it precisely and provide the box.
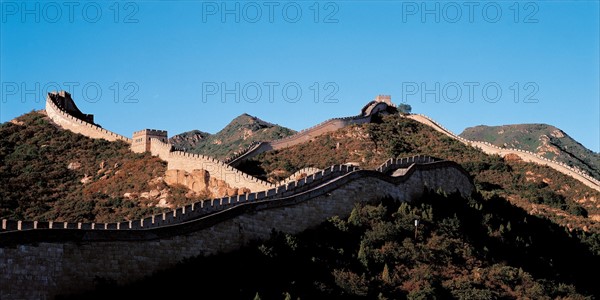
[459,124,600,179]
[168,130,210,151]
[170,113,296,159]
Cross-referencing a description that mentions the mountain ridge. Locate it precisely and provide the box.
[459,123,600,180]
[169,113,296,159]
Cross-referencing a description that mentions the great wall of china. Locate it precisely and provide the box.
[220,98,600,193]
[405,114,600,192]
[45,91,132,143]
[0,91,597,298]
[1,154,473,298]
[224,99,391,165]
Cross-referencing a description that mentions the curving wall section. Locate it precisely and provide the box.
[45,92,394,192]
[149,138,275,192]
[406,114,600,192]
[278,167,324,185]
[0,156,473,299]
[45,93,131,143]
[227,101,390,166]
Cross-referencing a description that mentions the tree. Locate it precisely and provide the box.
[397,103,412,115]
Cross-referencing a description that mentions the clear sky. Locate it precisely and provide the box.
[1,1,599,151]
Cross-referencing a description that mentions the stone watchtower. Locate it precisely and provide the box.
[132,129,168,153]
[374,95,393,106]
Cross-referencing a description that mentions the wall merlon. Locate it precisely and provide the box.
[256,191,266,200]
[296,179,306,188]
[238,194,247,203]
[218,197,226,206]
[246,193,255,202]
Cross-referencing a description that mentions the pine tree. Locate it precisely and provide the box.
[381,263,391,284]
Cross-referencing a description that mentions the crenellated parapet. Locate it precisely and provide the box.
[406,114,600,191]
[45,91,132,143]
[0,156,469,231]
[1,163,372,234]
[376,155,441,174]
[0,155,470,236]
[0,156,473,298]
[149,138,275,192]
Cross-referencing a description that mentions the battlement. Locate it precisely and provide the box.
[48,91,94,123]
[227,98,393,166]
[133,129,168,136]
[0,156,474,298]
[406,114,600,191]
[45,92,131,143]
[0,156,468,235]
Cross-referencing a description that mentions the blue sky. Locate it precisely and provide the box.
[1,1,599,151]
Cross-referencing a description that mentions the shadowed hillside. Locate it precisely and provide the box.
[61,191,599,299]
[460,124,600,180]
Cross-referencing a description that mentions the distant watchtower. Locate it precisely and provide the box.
[374,95,394,107]
[132,129,168,153]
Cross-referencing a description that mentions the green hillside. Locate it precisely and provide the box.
[168,129,210,151]
[459,124,600,180]
[170,113,296,160]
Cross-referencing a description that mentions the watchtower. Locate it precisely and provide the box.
[132,129,168,153]
[374,95,393,106]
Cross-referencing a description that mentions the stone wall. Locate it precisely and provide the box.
[149,138,275,192]
[45,93,131,143]
[227,101,390,166]
[0,159,473,299]
[45,91,396,193]
[45,92,272,192]
[406,114,600,191]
